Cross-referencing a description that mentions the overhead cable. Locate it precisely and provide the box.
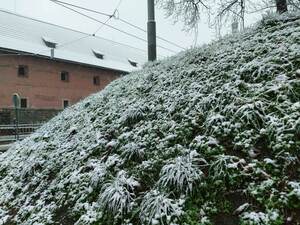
[50,0,180,53]
[52,0,185,50]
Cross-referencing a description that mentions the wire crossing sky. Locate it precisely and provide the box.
[1,0,217,57]
[48,0,178,54]
[50,0,186,50]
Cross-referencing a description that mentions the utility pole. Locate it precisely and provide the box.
[275,0,288,14]
[147,0,157,61]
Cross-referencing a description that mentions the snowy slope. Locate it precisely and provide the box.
[0,12,300,225]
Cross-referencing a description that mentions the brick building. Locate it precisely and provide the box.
[0,9,146,124]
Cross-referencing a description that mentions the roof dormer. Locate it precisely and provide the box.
[92,49,104,59]
[42,36,57,48]
[128,59,138,67]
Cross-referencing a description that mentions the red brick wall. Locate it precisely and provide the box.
[0,55,121,109]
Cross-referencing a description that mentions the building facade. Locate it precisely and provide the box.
[0,54,119,109]
[0,9,146,124]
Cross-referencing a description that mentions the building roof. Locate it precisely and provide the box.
[0,9,147,72]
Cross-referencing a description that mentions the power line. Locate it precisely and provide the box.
[0,44,166,59]
[0,34,151,58]
[0,43,169,58]
[93,0,122,35]
[52,0,185,50]
[49,0,179,53]
[56,34,91,49]
[50,0,112,17]
[0,19,152,58]
[93,15,112,35]
[0,23,149,57]
[0,0,168,58]
[114,0,123,12]
[50,0,146,43]
[50,0,151,52]
[117,18,185,50]
[0,29,168,58]
[50,0,177,54]
[56,0,123,50]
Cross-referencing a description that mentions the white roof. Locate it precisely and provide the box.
[0,9,147,72]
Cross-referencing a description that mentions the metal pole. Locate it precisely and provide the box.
[147,0,157,61]
[275,0,288,14]
[14,108,19,141]
[12,93,20,141]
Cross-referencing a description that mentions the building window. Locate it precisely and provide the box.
[20,98,28,108]
[18,65,29,77]
[93,76,100,86]
[63,100,69,109]
[61,71,69,82]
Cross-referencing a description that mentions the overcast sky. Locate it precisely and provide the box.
[0,0,262,58]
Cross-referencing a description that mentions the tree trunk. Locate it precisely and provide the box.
[275,0,288,14]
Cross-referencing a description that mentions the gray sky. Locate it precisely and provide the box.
[1,0,262,58]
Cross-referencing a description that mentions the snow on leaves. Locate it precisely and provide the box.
[0,11,300,225]
[140,190,183,225]
[99,170,139,215]
[158,150,205,193]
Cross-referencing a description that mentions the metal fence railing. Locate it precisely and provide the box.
[0,124,42,143]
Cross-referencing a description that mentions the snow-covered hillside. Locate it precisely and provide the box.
[0,12,300,225]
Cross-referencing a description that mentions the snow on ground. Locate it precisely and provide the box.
[0,11,300,225]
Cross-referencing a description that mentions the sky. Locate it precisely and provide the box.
[0,0,262,58]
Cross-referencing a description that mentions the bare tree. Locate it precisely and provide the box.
[157,0,294,32]
[156,0,210,30]
[214,0,246,31]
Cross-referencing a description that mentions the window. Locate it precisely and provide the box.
[20,98,28,108]
[63,100,69,109]
[128,59,138,67]
[61,71,69,82]
[92,50,104,59]
[93,76,100,86]
[18,65,29,77]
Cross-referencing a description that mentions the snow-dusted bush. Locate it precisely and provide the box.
[288,181,300,199]
[241,210,283,225]
[0,208,9,225]
[87,160,107,187]
[99,170,139,215]
[121,142,145,162]
[158,150,205,193]
[140,190,184,225]
[209,154,244,179]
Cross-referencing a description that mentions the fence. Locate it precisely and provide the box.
[0,108,60,125]
[0,123,42,143]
